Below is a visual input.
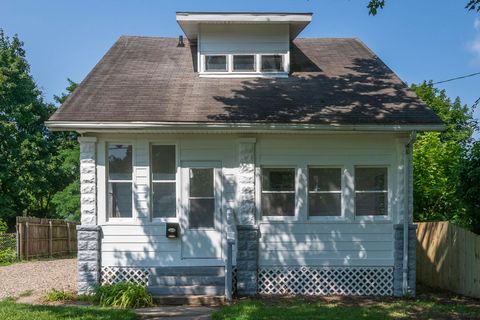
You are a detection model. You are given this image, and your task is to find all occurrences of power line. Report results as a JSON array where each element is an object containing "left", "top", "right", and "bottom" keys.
[{"left": 432, "top": 71, "right": 480, "bottom": 85}]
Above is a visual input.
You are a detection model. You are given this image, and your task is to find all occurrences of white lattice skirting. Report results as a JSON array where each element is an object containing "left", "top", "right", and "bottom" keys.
[
  {"left": 258, "top": 266, "right": 393, "bottom": 296},
  {"left": 101, "top": 267, "right": 150, "bottom": 287}
]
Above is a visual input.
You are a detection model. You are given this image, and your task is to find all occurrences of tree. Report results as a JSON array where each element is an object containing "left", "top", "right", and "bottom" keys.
[
  {"left": 459, "top": 141, "right": 480, "bottom": 234},
  {"left": 367, "top": 0, "right": 480, "bottom": 15},
  {"left": 411, "top": 82, "right": 477, "bottom": 229}
]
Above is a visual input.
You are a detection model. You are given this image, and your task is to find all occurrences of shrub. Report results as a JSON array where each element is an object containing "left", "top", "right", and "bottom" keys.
[
  {"left": 94, "top": 282, "right": 153, "bottom": 309},
  {"left": 45, "top": 289, "right": 76, "bottom": 302},
  {"left": 0, "top": 247, "right": 17, "bottom": 265}
]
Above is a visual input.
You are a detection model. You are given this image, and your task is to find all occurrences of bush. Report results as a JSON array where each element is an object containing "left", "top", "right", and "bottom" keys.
[
  {"left": 44, "top": 289, "right": 76, "bottom": 302},
  {"left": 94, "top": 282, "right": 153, "bottom": 309},
  {"left": 0, "top": 247, "right": 17, "bottom": 265}
]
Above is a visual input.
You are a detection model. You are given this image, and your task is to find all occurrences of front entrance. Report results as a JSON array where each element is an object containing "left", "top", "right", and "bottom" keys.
[{"left": 180, "top": 161, "right": 223, "bottom": 259}]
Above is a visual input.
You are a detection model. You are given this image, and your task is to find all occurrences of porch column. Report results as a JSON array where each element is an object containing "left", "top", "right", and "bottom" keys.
[
  {"left": 236, "top": 138, "right": 259, "bottom": 296},
  {"left": 77, "top": 137, "right": 101, "bottom": 295}
]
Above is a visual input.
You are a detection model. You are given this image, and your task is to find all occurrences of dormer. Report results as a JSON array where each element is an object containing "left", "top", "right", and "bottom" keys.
[{"left": 176, "top": 12, "right": 312, "bottom": 78}]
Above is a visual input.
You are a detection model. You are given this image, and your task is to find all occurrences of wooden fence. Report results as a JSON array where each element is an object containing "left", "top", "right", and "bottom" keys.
[
  {"left": 416, "top": 221, "right": 480, "bottom": 298},
  {"left": 16, "top": 217, "right": 79, "bottom": 259}
]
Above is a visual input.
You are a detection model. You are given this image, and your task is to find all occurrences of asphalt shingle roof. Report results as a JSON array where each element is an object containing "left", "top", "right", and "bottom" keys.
[{"left": 49, "top": 36, "right": 443, "bottom": 126}]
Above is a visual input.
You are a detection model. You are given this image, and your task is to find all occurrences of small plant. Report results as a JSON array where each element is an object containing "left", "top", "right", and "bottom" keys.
[
  {"left": 0, "top": 247, "right": 17, "bottom": 265},
  {"left": 94, "top": 282, "right": 153, "bottom": 309},
  {"left": 45, "top": 289, "right": 76, "bottom": 302}
]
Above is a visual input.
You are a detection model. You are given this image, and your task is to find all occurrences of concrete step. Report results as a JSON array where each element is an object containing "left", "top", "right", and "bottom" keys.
[
  {"left": 149, "top": 275, "right": 225, "bottom": 286},
  {"left": 149, "top": 285, "right": 225, "bottom": 296},
  {"left": 151, "top": 296, "right": 227, "bottom": 307}
]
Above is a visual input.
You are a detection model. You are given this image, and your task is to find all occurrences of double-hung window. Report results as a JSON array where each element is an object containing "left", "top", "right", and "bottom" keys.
[
  {"left": 261, "top": 168, "right": 295, "bottom": 217},
  {"left": 107, "top": 144, "right": 133, "bottom": 218},
  {"left": 151, "top": 145, "right": 177, "bottom": 218},
  {"left": 355, "top": 167, "right": 388, "bottom": 216},
  {"left": 308, "top": 168, "right": 342, "bottom": 217}
]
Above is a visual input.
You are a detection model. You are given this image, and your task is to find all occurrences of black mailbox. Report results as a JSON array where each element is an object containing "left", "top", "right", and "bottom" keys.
[{"left": 166, "top": 223, "right": 179, "bottom": 239}]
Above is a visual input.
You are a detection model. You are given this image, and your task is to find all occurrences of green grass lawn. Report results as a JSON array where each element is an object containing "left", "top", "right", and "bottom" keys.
[
  {"left": 212, "top": 296, "right": 480, "bottom": 320},
  {"left": 0, "top": 299, "right": 137, "bottom": 320}
]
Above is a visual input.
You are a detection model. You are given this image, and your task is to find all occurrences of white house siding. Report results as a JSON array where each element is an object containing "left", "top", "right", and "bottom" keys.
[
  {"left": 199, "top": 24, "right": 289, "bottom": 54},
  {"left": 92, "top": 133, "right": 407, "bottom": 270}
]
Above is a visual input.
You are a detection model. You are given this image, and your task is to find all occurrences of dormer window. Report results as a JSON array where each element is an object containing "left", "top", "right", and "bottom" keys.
[
  {"left": 201, "top": 53, "right": 286, "bottom": 76},
  {"left": 261, "top": 55, "right": 284, "bottom": 72},
  {"left": 205, "top": 55, "right": 227, "bottom": 72},
  {"left": 233, "top": 55, "right": 255, "bottom": 72}
]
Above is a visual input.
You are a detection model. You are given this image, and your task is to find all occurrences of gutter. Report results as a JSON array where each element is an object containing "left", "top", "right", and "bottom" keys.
[{"left": 403, "top": 131, "right": 416, "bottom": 295}]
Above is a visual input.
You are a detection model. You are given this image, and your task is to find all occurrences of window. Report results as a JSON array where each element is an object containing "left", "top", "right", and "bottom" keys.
[
  {"left": 233, "top": 55, "right": 255, "bottom": 71},
  {"left": 189, "top": 168, "right": 215, "bottom": 228},
  {"left": 107, "top": 144, "right": 133, "bottom": 218},
  {"left": 261, "top": 168, "right": 295, "bottom": 217},
  {"left": 261, "top": 55, "right": 283, "bottom": 72},
  {"left": 308, "top": 168, "right": 342, "bottom": 217},
  {"left": 151, "top": 145, "right": 176, "bottom": 218},
  {"left": 205, "top": 55, "right": 227, "bottom": 72},
  {"left": 355, "top": 167, "right": 388, "bottom": 216}
]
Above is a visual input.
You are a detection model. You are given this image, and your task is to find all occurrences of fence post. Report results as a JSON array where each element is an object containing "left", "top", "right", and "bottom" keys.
[
  {"left": 48, "top": 221, "right": 53, "bottom": 257},
  {"left": 66, "top": 222, "right": 71, "bottom": 255},
  {"left": 25, "top": 222, "right": 29, "bottom": 259}
]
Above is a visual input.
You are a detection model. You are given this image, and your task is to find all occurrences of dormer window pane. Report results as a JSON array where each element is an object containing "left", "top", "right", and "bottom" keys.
[
  {"left": 233, "top": 55, "right": 255, "bottom": 71},
  {"left": 205, "top": 55, "right": 227, "bottom": 72},
  {"left": 262, "top": 55, "right": 283, "bottom": 72}
]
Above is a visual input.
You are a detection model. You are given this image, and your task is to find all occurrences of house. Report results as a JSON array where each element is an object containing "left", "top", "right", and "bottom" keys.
[{"left": 46, "top": 12, "right": 444, "bottom": 299}]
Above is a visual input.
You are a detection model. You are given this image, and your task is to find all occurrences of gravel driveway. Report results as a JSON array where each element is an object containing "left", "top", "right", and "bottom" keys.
[{"left": 0, "top": 258, "right": 76, "bottom": 303}]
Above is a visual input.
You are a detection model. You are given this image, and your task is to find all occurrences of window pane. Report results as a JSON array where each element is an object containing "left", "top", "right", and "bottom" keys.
[
  {"left": 108, "top": 144, "right": 132, "bottom": 180},
  {"left": 356, "top": 168, "right": 387, "bottom": 191},
  {"left": 152, "top": 182, "right": 176, "bottom": 218},
  {"left": 205, "top": 55, "right": 227, "bottom": 71},
  {"left": 355, "top": 192, "right": 387, "bottom": 216},
  {"left": 108, "top": 182, "right": 132, "bottom": 218},
  {"left": 189, "top": 199, "right": 215, "bottom": 228},
  {"left": 309, "top": 193, "right": 341, "bottom": 216},
  {"left": 309, "top": 168, "right": 341, "bottom": 191},
  {"left": 152, "top": 145, "right": 176, "bottom": 180},
  {"left": 190, "top": 169, "right": 214, "bottom": 197},
  {"left": 233, "top": 55, "right": 255, "bottom": 71},
  {"left": 261, "top": 55, "right": 283, "bottom": 72},
  {"left": 261, "top": 193, "right": 295, "bottom": 216},
  {"left": 262, "top": 168, "right": 295, "bottom": 191}
]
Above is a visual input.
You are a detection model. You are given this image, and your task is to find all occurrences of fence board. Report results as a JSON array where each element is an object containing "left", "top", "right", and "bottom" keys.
[
  {"left": 416, "top": 221, "right": 480, "bottom": 298},
  {"left": 16, "top": 217, "right": 79, "bottom": 259}
]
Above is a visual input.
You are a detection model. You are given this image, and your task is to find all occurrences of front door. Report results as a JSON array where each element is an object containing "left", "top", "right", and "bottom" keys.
[{"left": 180, "top": 161, "right": 222, "bottom": 259}]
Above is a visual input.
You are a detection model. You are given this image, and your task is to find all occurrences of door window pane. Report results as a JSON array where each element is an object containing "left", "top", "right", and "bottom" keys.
[
  {"left": 108, "top": 182, "right": 132, "bottom": 218},
  {"left": 190, "top": 169, "right": 214, "bottom": 197},
  {"left": 261, "top": 168, "right": 295, "bottom": 217},
  {"left": 233, "top": 55, "right": 255, "bottom": 71},
  {"left": 152, "top": 145, "right": 176, "bottom": 181},
  {"left": 108, "top": 144, "right": 132, "bottom": 180},
  {"left": 205, "top": 55, "right": 227, "bottom": 72},
  {"left": 152, "top": 183, "right": 176, "bottom": 218},
  {"left": 261, "top": 55, "right": 283, "bottom": 72},
  {"left": 189, "top": 199, "right": 215, "bottom": 228},
  {"left": 355, "top": 167, "right": 388, "bottom": 216}
]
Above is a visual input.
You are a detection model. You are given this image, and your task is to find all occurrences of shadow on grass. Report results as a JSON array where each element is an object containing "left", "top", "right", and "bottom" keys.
[{"left": 0, "top": 299, "right": 136, "bottom": 320}]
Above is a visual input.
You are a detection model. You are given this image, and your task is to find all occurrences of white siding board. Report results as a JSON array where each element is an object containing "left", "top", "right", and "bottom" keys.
[
  {"left": 259, "top": 258, "right": 394, "bottom": 267},
  {"left": 259, "top": 223, "right": 393, "bottom": 234},
  {"left": 260, "top": 241, "right": 393, "bottom": 251}
]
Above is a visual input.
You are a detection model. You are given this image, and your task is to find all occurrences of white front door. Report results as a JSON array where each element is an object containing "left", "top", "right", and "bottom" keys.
[{"left": 180, "top": 161, "right": 223, "bottom": 259}]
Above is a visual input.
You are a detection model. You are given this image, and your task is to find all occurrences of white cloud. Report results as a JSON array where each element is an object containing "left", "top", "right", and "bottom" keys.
[
  {"left": 469, "top": 19, "right": 480, "bottom": 63},
  {"left": 475, "top": 18, "right": 480, "bottom": 31}
]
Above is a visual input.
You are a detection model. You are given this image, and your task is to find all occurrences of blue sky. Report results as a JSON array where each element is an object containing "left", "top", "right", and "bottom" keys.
[{"left": 1, "top": 0, "right": 479, "bottom": 123}]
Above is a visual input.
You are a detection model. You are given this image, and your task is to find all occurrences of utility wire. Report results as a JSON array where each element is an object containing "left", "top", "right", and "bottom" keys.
[{"left": 432, "top": 71, "right": 480, "bottom": 85}]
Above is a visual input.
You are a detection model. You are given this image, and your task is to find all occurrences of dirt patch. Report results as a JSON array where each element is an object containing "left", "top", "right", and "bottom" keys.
[{"left": 0, "top": 258, "right": 76, "bottom": 304}]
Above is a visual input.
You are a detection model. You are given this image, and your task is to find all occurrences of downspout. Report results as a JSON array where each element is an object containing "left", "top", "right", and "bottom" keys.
[{"left": 403, "top": 131, "right": 416, "bottom": 295}]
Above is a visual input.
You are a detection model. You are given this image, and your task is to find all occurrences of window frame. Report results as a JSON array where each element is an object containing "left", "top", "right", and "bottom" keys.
[
  {"left": 200, "top": 53, "right": 289, "bottom": 76},
  {"left": 150, "top": 143, "right": 179, "bottom": 222},
  {"left": 260, "top": 166, "right": 298, "bottom": 221},
  {"left": 307, "top": 166, "right": 345, "bottom": 221},
  {"left": 354, "top": 166, "right": 391, "bottom": 221},
  {"left": 106, "top": 142, "right": 134, "bottom": 222}
]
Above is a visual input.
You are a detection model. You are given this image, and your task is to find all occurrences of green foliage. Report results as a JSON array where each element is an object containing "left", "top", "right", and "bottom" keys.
[
  {"left": 0, "top": 247, "right": 17, "bottom": 265},
  {"left": 367, "top": 0, "right": 480, "bottom": 15},
  {"left": 0, "top": 219, "right": 7, "bottom": 234},
  {"left": 0, "top": 29, "right": 79, "bottom": 227},
  {"left": 44, "top": 289, "right": 76, "bottom": 302},
  {"left": 0, "top": 299, "right": 137, "bottom": 320},
  {"left": 459, "top": 141, "right": 480, "bottom": 234},
  {"left": 94, "top": 282, "right": 153, "bottom": 309},
  {"left": 411, "top": 82, "right": 477, "bottom": 229}
]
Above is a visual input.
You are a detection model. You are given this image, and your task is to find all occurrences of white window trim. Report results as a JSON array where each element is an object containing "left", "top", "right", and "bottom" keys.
[
  {"left": 106, "top": 142, "right": 135, "bottom": 223},
  {"left": 260, "top": 166, "right": 298, "bottom": 221},
  {"left": 199, "top": 53, "right": 289, "bottom": 77},
  {"left": 307, "top": 166, "right": 347, "bottom": 222},
  {"left": 150, "top": 143, "right": 179, "bottom": 223},
  {"left": 354, "top": 165, "right": 392, "bottom": 222}
]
